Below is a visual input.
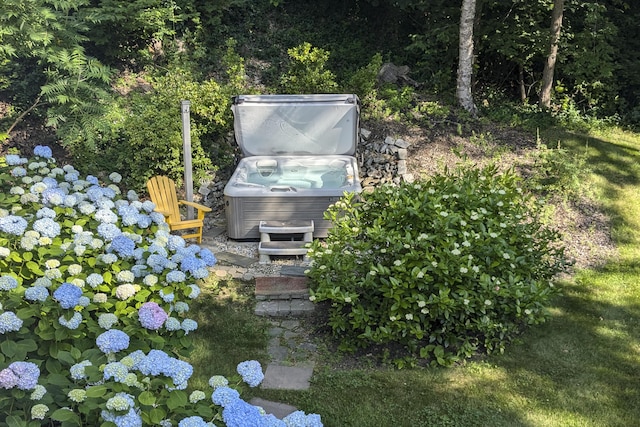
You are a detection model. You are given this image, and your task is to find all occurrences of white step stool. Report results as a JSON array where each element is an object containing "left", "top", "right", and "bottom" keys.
[{"left": 258, "top": 220, "right": 314, "bottom": 264}]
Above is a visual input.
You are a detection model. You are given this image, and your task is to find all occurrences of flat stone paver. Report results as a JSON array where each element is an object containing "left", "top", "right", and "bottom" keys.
[
  {"left": 214, "top": 251, "right": 257, "bottom": 267},
  {"left": 280, "top": 265, "right": 308, "bottom": 277},
  {"left": 249, "top": 398, "right": 298, "bottom": 419},
  {"left": 261, "top": 364, "right": 315, "bottom": 390}
]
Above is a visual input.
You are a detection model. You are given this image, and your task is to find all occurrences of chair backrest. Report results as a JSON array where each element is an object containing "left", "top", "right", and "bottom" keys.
[{"left": 146, "top": 176, "right": 181, "bottom": 224}]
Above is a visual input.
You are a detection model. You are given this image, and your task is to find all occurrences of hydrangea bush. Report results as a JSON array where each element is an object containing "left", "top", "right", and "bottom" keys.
[
  {"left": 0, "top": 146, "right": 322, "bottom": 426},
  {"left": 306, "top": 164, "right": 569, "bottom": 367}
]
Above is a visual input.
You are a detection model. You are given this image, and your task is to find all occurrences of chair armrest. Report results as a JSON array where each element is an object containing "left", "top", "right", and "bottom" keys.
[{"left": 179, "top": 200, "right": 213, "bottom": 212}]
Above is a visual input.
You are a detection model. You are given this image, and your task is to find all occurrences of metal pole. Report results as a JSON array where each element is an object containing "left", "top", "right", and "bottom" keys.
[{"left": 181, "top": 100, "right": 194, "bottom": 220}]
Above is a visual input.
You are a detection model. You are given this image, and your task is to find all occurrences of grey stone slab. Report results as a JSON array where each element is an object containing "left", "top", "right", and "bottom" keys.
[
  {"left": 249, "top": 398, "right": 297, "bottom": 419},
  {"left": 255, "top": 301, "right": 280, "bottom": 317},
  {"left": 280, "top": 265, "right": 308, "bottom": 277},
  {"left": 261, "top": 364, "right": 315, "bottom": 390},
  {"left": 215, "top": 251, "right": 257, "bottom": 267},
  {"left": 289, "top": 300, "right": 315, "bottom": 316}
]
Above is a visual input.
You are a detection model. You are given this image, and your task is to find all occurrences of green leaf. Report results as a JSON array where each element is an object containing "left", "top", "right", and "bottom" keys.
[
  {"left": 138, "top": 391, "right": 156, "bottom": 406},
  {"left": 0, "top": 340, "right": 17, "bottom": 358},
  {"left": 148, "top": 407, "right": 167, "bottom": 424},
  {"left": 167, "top": 390, "right": 188, "bottom": 410},
  {"left": 57, "top": 350, "right": 76, "bottom": 366},
  {"left": 26, "top": 260, "right": 44, "bottom": 275},
  {"left": 22, "top": 251, "right": 33, "bottom": 261},
  {"left": 51, "top": 408, "right": 80, "bottom": 422},
  {"left": 6, "top": 415, "right": 27, "bottom": 427},
  {"left": 86, "top": 385, "right": 108, "bottom": 398}
]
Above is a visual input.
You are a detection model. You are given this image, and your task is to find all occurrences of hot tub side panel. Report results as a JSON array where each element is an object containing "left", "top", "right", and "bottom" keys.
[{"left": 225, "top": 195, "right": 343, "bottom": 239}]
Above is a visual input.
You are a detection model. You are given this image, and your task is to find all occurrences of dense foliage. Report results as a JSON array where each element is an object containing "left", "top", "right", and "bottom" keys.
[
  {"left": 0, "top": 147, "right": 322, "bottom": 426},
  {"left": 306, "top": 165, "right": 569, "bottom": 367}
]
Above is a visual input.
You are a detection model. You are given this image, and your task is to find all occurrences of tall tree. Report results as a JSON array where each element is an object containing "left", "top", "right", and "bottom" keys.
[
  {"left": 457, "top": 0, "right": 478, "bottom": 117},
  {"left": 539, "top": 0, "right": 564, "bottom": 109}
]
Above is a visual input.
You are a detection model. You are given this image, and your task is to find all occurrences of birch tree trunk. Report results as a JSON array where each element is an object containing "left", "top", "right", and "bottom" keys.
[
  {"left": 539, "top": 0, "right": 564, "bottom": 109},
  {"left": 457, "top": 0, "right": 478, "bottom": 117}
]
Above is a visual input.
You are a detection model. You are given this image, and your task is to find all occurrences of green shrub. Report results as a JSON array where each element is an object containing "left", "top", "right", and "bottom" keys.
[
  {"left": 521, "top": 140, "right": 591, "bottom": 200},
  {"left": 93, "top": 68, "right": 233, "bottom": 191},
  {"left": 306, "top": 164, "right": 569, "bottom": 366},
  {"left": 279, "top": 42, "right": 338, "bottom": 93}
]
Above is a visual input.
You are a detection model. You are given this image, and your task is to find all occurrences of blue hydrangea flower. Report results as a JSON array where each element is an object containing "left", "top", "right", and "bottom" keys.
[
  {"left": 101, "top": 253, "right": 119, "bottom": 264},
  {"left": 102, "top": 393, "right": 142, "bottom": 427},
  {"left": 96, "top": 329, "right": 130, "bottom": 354},
  {"left": 180, "top": 255, "right": 205, "bottom": 274},
  {"left": 211, "top": 386, "right": 240, "bottom": 407},
  {"left": 0, "top": 361, "right": 40, "bottom": 390},
  {"left": 236, "top": 360, "right": 264, "bottom": 388},
  {"left": 33, "top": 217, "right": 61, "bottom": 238},
  {"left": 70, "top": 360, "right": 92, "bottom": 381},
  {"left": 103, "top": 362, "right": 130, "bottom": 383},
  {"left": 283, "top": 411, "right": 323, "bottom": 427},
  {"left": 222, "top": 398, "right": 265, "bottom": 427},
  {"left": 0, "top": 215, "right": 28, "bottom": 235},
  {"left": 78, "top": 201, "right": 96, "bottom": 215},
  {"left": 159, "top": 289, "right": 174, "bottom": 303},
  {"left": 11, "top": 166, "right": 27, "bottom": 177},
  {"left": 58, "top": 312, "right": 82, "bottom": 329},
  {"left": 25, "top": 286, "right": 49, "bottom": 302},
  {"left": 110, "top": 235, "right": 135, "bottom": 258},
  {"left": 85, "top": 175, "right": 99, "bottom": 185},
  {"left": 147, "top": 254, "right": 169, "bottom": 273},
  {"left": 138, "top": 302, "right": 168, "bottom": 330},
  {"left": 136, "top": 214, "right": 152, "bottom": 228},
  {"left": 188, "top": 284, "right": 201, "bottom": 299},
  {"left": 53, "top": 283, "right": 83, "bottom": 309},
  {"left": 166, "top": 270, "right": 186, "bottom": 283},
  {"left": 5, "top": 154, "right": 27, "bottom": 165},
  {"left": 64, "top": 172, "right": 79, "bottom": 182},
  {"left": 34, "top": 145, "right": 53, "bottom": 158},
  {"left": 86, "top": 273, "right": 104, "bottom": 288},
  {"left": 95, "top": 208, "right": 118, "bottom": 224},
  {"left": 167, "top": 235, "right": 186, "bottom": 251},
  {"left": 181, "top": 319, "right": 197, "bottom": 335},
  {"left": 0, "top": 311, "right": 23, "bottom": 333},
  {"left": 136, "top": 349, "right": 170, "bottom": 377},
  {"left": 98, "top": 313, "right": 119, "bottom": 329},
  {"left": 0, "top": 275, "right": 18, "bottom": 291},
  {"left": 179, "top": 416, "right": 208, "bottom": 427},
  {"left": 173, "top": 301, "right": 189, "bottom": 314},
  {"left": 36, "top": 207, "right": 56, "bottom": 218},
  {"left": 164, "top": 317, "right": 181, "bottom": 331},
  {"left": 97, "top": 222, "right": 121, "bottom": 241}
]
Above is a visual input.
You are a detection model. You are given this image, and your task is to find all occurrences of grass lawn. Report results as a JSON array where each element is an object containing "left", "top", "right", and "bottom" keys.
[{"left": 189, "top": 126, "right": 640, "bottom": 426}]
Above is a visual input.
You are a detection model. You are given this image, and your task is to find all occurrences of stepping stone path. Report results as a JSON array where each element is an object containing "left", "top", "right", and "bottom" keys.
[{"left": 201, "top": 234, "right": 318, "bottom": 419}]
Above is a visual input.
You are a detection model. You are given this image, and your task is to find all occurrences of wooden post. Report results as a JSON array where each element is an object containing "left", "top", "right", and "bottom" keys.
[{"left": 181, "top": 100, "right": 194, "bottom": 220}]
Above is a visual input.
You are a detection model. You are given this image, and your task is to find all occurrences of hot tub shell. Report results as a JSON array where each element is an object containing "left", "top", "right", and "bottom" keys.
[{"left": 224, "top": 94, "right": 362, "bottom": 239}]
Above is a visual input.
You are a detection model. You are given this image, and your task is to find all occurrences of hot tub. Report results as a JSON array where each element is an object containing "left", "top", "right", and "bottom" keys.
[{"left": 224, "top": 94, "right": 362, "bottom": 239}]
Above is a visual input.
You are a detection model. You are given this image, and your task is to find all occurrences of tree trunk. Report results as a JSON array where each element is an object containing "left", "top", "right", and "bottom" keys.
[
  {"left": 519, "top": 64, "right": 527, "bottom": 103},
  {"left": 457, "top": 0, "right": 478, "bottom": 117},
  {"left": 539, "top": 0, "right": 564, "bottom": 109}
]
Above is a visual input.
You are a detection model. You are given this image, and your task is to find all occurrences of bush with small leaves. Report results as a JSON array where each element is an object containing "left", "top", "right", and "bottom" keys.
[{"left": 306, "top": 164, "right": 569, "bottom": 367}]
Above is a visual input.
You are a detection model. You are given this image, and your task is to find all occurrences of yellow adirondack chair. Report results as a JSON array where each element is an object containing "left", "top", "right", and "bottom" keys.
[{"left": 146, "top": 176, "right": 212, "bottom": 243}]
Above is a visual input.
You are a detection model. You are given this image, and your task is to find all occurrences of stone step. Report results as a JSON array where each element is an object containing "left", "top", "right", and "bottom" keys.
[
  {"left": 255, "top": 276, "right": 309, "bottom": 300},
  {"left": 254, "top": 299, "right": 315, "bottom": 317}
]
